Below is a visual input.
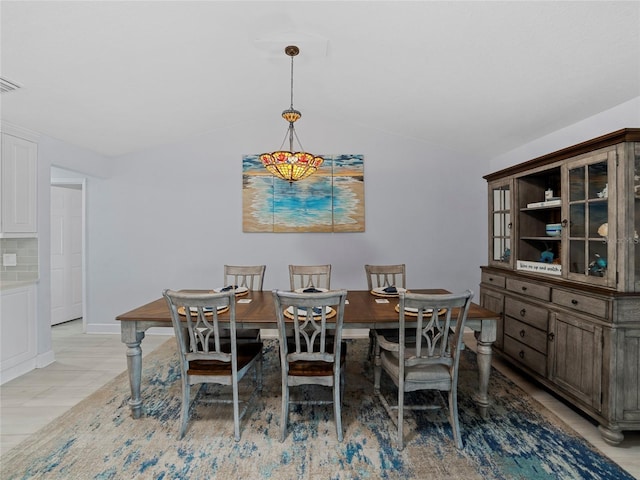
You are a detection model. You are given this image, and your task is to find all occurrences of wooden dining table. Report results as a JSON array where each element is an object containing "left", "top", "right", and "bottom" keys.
[{"left": 116, "top": 289, "right": 498, "bottom": 419}]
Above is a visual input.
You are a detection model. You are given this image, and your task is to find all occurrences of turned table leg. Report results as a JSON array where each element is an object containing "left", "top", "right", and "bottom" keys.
[
  {"left": 121, "top": 322, "right": 145, "bottom": 419},
  {"left": 473, "top": 318, "right": 497, "bottom": 419}
]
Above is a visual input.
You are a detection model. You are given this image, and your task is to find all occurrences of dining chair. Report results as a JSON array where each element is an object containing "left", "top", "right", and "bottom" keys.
[
  {"left": 272, "top": 289, "right": 348, "bottom": 442},
  {"left": 364, "top": 264, "right": 407, "bottom": 360},
  {"left": 373, "top": 290, "right": 473, "bottom": 450},
  {"left": 163, "top": 289, "right": 263, "bottom": 441},
  {"left": 223, "top": 265, "right": 266, "bottom": 342},
  {"left": 289, "top": 264, "right": 331, "bottom": 291}
]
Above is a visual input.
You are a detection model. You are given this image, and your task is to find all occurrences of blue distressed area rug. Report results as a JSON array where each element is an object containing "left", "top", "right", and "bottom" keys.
[{"left": 1, "top": 339, "right": 633, "bottom": 480}]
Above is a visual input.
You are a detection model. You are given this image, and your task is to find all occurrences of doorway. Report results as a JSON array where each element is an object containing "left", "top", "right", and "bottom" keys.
[{"left": 50, "top": 180, "right": 86, "bottom": 328}]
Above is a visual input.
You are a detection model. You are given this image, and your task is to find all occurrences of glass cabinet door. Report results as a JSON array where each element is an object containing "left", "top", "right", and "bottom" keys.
[
  {"left": 565, "top": 150, "right": 616, "bottom": 287},
  {"left": 490, "top": 182, "right": 513, "bottom": 267}
]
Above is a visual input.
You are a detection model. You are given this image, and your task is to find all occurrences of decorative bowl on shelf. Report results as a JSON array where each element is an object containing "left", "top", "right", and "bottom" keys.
[{"left": 545, "top": 223, "right": 562, "bottom": 237}]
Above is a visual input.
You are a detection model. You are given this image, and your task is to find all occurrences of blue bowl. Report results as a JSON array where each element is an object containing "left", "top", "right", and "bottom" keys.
[{"left": 545, "top": 223, "right": 562, "bottom": 237}]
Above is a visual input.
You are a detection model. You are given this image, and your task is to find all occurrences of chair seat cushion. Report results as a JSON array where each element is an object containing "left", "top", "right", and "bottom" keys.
[
  {"left": 374, "top": 328, "right": 416, "bottom": 342},
  {"left": 188, "top": 342, "right": 263, "bottom": 376},
  {"left": 288, "top": 341, "right": 347, "bottom": 377},
  {"left": 380, "top": 349, "right": 452, "bottom": 385}
]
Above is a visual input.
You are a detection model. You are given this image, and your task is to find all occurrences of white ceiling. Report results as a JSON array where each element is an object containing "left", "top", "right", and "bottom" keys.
[{"left": 1, "top": 1, "right": 639, "bottom": 158}]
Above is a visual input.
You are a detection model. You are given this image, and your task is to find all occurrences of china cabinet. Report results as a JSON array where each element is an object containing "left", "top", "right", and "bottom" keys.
[
  {"left": 1, "top": 132, "right": 38, "bottom": 236},
  {"left": 481, "top": 128, "right": 640, "bottom": 445}
]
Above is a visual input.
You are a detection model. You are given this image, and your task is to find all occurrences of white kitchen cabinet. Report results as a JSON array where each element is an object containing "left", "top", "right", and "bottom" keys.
[
  {"left": 1, "top": 132, "right": 38, "bottom": 236},
  {"left": 0, "top": 283, "right": 37, "bottom": 384}
]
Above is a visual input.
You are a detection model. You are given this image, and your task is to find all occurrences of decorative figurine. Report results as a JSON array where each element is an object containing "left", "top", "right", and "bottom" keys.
[
  {"left": 597, "top": 222, "right": 608, "bottom": 237},
  {"left": 539, "top": 249, "right": 554, "bottom": 264},
  {"left": 597, "top": 184, "right": 608, "bottom": 199},
  {"left": 588, "top": 253, "right": 607, "bottom": 276},
  {"left": 501, "top": 248, "right": 511, "bottom": 262}
]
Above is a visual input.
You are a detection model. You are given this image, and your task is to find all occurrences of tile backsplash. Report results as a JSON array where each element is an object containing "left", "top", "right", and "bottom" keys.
[{"left": 0, "top": 238, "right": 39, "bottom": 282}]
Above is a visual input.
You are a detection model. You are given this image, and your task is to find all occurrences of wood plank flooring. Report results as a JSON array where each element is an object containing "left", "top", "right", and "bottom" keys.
[{"left": 1, "top": 320, "right": 638, "bottom": 478}]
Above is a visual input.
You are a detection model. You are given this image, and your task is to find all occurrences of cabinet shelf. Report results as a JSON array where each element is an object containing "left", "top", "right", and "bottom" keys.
[
  {"left": 520, "top": 206, "right": 561, "bottom": 212},
  {"left": 521, "top": 236, "right": 561, "bottom": 241}
]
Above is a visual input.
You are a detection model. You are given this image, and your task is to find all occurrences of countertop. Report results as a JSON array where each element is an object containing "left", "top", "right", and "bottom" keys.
[{"left": 0, "top": 280, "right": 38, "bottom": 291}]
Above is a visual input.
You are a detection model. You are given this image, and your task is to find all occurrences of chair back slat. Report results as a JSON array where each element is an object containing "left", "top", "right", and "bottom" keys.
[
  {"left": 289, "top": 264, "right": 331, "bottom": 290},
  {"left": 224, "top": 264, "right": 266, "bottom": 291},
  {"left": 365, "top": 264, "right": 406, "bottom": 290},
  {"left": 273, "top": 289, "right": 346, "bottom": 362},
  {"left": 164, "top": 290, "right": 236, "bottom": 366},
  {"left": 400, "top": 291, "right": 472, "bottom": 369}
]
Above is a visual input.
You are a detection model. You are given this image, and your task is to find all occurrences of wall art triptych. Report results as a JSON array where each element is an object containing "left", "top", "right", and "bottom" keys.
[{"left": 242, "top": 154, "right": 365, "bottom": 233}]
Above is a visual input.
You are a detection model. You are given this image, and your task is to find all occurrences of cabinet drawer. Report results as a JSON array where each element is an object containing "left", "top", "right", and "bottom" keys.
[
  {"left": 551, "top": 289, "right": 608, "bottom": 319},
  {"left": 505, "top": 318, "right": 547, "bottom": 354},
  {"left": 506, "top": 278, "right": 551, "bottom": 301},
  {"left": 504, "top": 336, "right": 547, "bottom": 377},
  {"left": 481, "top": 272, "right": 506, "bottom": 289},
  {"left": 505, "top": 297, "right": 548, "bottom": 330}
]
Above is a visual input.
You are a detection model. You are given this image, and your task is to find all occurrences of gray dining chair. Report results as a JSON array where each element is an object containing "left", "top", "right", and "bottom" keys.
[
  {"left": 374, "top": 290, "right": 473, "bottom": 450},
  {"left": 223, "top": 264, "right": 266, "bottom": 342},
  {"left": 272, "top": 289, "right": 348, "bottom": 442},
  {"left": 163, "top": 289, "right": 263, "bottom": 441},
  {"left": 289, "top": 264, "right": 331, "bottom": 291},
  {"left": 365, "top": 264, "right": 407, "bottom": 359}
]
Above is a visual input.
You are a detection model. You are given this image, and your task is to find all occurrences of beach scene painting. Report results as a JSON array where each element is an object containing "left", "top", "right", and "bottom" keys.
[{"left": 242, "top": 154, "right": 365, "bottom": 232}]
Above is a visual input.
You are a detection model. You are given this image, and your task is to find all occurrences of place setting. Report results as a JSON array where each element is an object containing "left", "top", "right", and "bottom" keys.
[
  {"left": 177, "top": 305, "right": 230, "bottom": 316},
  {"left": 369, "top": 285, "right": 407, "bottom": 298},
  {"left": 283, "top": 304, "right": 336, "bottom": 319},
  {"left": 212, "top": 285, "right": 250, "bottom": 296}
]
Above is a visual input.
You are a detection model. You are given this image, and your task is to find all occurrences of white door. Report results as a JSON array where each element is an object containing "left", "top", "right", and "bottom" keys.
[{"left": 50, "top": 185, "right": 83, "bottom": 325}]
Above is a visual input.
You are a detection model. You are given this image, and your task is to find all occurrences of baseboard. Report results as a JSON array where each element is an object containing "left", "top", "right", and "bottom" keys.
[
  {"left": 0, "top": 359, "right": 37, "bottom": 385},
  {"left": 36, "top": 349, "right": 55, "bottom": 368}
]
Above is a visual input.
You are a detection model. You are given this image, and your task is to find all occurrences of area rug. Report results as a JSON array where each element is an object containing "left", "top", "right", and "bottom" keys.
[{"left": 1, "top": 339, "right": 633, "bottom": 480}]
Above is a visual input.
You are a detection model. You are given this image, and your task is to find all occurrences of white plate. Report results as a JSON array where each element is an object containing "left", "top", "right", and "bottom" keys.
[
  {"left": 286, "top": 305, "right": 332, "bottom": 316},
  {"left": 294, "top": 287, "right": 328, "bottom": 293},
  {"left": 372, "top": 286, "right": 407, "bottom": 295},
  {"left": 404, "top": 307, "right": 433, "bottom": 313},
  {"left": 213, "top": 286, "right": 249, "bottom": 294}
]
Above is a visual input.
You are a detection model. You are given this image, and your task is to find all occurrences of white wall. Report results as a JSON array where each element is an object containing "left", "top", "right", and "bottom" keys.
[
  {"left": 84, "top": 112, "right": 489, "bottom": 332},
  {"left": 34, "top": 138, "right": 108, "bottom": 362},
  {"left": 34, "top": 98, "right": 640, "bottom": 337},
  {"left": 490, "top": 97, "right": 640, "bottom": 171}
]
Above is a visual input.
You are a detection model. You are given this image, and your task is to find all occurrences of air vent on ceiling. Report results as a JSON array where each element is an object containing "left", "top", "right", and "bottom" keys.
[{"left": 0, "top": 77, "right": 22, "bottom": 94}]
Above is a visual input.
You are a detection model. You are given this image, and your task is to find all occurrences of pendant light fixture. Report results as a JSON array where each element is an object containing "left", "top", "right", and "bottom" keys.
[{"left": 260, "top": 45, "right": 323, "bottom": 183}]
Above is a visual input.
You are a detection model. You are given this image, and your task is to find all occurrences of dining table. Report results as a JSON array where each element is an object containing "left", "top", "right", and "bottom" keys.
[{"left": 116, "top": 289, "right": 498, "bottom": 419}]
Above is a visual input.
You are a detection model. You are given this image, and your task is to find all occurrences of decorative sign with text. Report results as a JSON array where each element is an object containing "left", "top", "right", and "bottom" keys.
[{"left": 517, "top": 260, "right": 562, "bottom": 276}]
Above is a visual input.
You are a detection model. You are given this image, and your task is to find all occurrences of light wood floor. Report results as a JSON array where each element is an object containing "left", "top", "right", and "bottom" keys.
[{"left": 1, "top": 320, "right": 639, "bottom": 478}]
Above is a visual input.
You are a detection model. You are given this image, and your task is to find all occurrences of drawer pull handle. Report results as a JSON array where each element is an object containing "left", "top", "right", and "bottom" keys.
[
  {"left": 548, "top": 332, "right": 555, "bottom": 341},
  {"left": 519, "top": 351, "right": 525, "bottom": 359},
  {"left": 519, "top": 329, "right": 526, "bottom": 338},
  {"left": 489, "top": 277, "right": 493, "bottom": 282},
  {"left": 571, "top": 299, "right": 578, "bottom": 305},
  {"left": 521, "top": 286, "right": 527, "bottom": 291},
  {"left": 520, "top": 308, "right": 526, "bottom": 317}
]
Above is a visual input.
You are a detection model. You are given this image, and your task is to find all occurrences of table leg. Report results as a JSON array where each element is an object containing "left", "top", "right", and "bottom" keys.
[
  {"left": 473, "top": 318, "right": 496, "bottom": 419},
  {"left": 121, "top": 322, "right": 145, "bottom": 419}
]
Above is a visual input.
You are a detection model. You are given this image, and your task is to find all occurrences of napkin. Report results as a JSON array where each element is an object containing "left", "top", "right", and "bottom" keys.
[
  {"left": 303, "top": 287, "right": 322, "bottom": 293},
  {"left": 298, "top": 306, "right": 323, "bottom": 315},
  {"left": 383, "top": 286, "right": 398, "bottom": 293},
  {"left": 221, "top": 285, "right": 238, "bottom": 292}
]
